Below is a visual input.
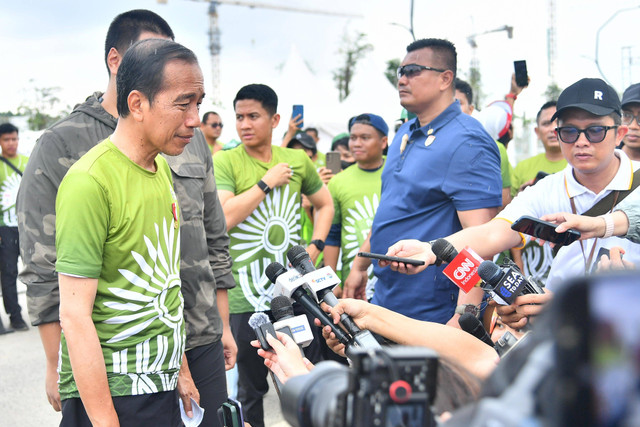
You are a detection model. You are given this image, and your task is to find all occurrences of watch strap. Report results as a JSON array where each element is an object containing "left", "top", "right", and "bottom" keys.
[
  {"left": 310, "top": 239, "right": 325, "bottom": 251},
  {"left": 257, "top": 179, "right": 271, "bottom": 194}
]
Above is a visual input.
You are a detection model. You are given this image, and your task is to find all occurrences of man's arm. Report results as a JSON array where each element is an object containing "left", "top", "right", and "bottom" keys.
[
  {"left": 218, "top": 163, "right": 293, "bottom": 229},
  {"left": 59, "top": 274, "right": 119, "bottom": 426},
  {"left": 216, "top": 289, "right": 237, "bottom": 370},
  {"left": 38, "top": 322, "right": 62, "bottom": 411},
  {"left": 343, "top": 231, "right": 372, "bottom": 300},
  {"left": 305, "top": 185, "right": 333, "bottom": 263}
]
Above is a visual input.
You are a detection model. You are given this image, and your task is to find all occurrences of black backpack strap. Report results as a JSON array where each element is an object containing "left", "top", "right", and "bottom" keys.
[
  {"left": 0, "top": 156, "right": 23, "bottom": 176},
  {"left": 580, "top": 168, "right": 640, "bottom": 217}
]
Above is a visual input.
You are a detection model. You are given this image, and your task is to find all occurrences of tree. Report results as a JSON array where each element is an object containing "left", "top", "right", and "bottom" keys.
[
  {"left": 544, "top": 82, "right": 563, "bottom": 102},
  {"left": 18, "top": 82, "right": 68, "bottom": 130},
  {"left": 385, "top": 59, "right": 401, "bottom": 88},
  {"left": 468, "top": 66, "right": 485, "bottom": 109},
  {"left": 333, "top": 31, "right": 373, "bottom": 101}
]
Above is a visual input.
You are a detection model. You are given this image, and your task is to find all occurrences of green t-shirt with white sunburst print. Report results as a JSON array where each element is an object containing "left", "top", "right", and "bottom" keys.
[
  {"left": 214, "top": 145, "right": 323, "bottom": 314},
  {"left": 55, "top": 138, "right": 184, "bottom": 400},
  {"left": 0, "top": 154, "right": 28, "bottom": 227},
  {"left": 328, "top": 162, "right": 384, "bottom": 300}
]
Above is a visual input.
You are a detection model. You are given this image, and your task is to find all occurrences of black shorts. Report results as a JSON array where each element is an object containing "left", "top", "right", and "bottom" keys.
[{"left": 60, "top": 390, "right": 181, "bottom": 427}]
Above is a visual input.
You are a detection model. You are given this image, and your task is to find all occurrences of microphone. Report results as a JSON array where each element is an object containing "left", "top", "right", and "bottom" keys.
[
  {"left": 286, "top": 246, "right": 381, "bottom": 350},
  {"left": 440, "top": 246, "right": 484, "bottom": 293},
  {"left": 265, "top": 262, "right": 351, "bottom": 346},
  {"left": 458, "top": 313, "right": 494, "bottom": 348},
  {"left": 247, "top": 312, "right": 283, "bottom": 396},
  {"left": 431, "top": 238, "right": 458, "bottom": 266},
  {"left": 477, "top": 260, "right": 544, "bottom": 306},
  {"left": 248, "top": 312, "right": 277, "bottom": 351},
  {"left": 271, "top": 295, "right": 314, "bottom": 348}
]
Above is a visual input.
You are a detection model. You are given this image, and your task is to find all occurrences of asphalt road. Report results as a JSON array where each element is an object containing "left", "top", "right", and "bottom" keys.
[{"left": 0, "top": 281, "right": 289, "bottom": 426}]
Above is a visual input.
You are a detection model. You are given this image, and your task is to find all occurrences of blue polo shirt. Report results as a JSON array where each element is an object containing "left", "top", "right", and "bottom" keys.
[{"left": 370, "top": 100, "right": 501, "bottom": 323}]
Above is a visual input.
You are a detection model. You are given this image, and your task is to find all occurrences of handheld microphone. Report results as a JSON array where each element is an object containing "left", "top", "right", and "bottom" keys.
[
  {"left": 248, "top": 312, "right": 277, "bottom": 351},
  {"left": 431, "top": 238, "right": 458, "bottom": 266},
  {"left": 265, "top": 262, "right": 351, "bottom": 346},
  {"left": 440, "top": 246, "right": 484, "bottom": 293},
  {"left": 477, "top": 260, "right": 544, "bottom": 305},
  {"left": 458, "top": 313, "right": 494, "bottom": 348},
  {"left": 271, "top": 295, "right": 314, "bottom": 348},
  {"left": 287, "top": 246, "right": 381, "bottom": 350}
]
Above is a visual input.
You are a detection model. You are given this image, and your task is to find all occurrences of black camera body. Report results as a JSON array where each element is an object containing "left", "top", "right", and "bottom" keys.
[{"left": 281, "top": 346, "right": 439, "bottom": 427}]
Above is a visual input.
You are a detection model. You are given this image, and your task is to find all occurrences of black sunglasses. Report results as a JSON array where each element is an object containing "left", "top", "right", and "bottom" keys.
[
  {"left": 555, "top": 126, "right": 618, "bottom": 144},
  {"left": 396, "top": 64, "right": 447, "bottom": 79},
  {"left": 208, "top": 123, "right": 223, "bottom": 128}
]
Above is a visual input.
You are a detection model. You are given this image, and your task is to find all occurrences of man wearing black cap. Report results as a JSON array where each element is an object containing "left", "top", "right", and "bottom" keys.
[
  {"left": 383, "top": 78, "right": 640, "bottom": 326},
  {"left": 621, "top": 83, "right": 640, "bottom": 161},
  {"left": 324, "top": 113, "right": 388, "bottom": 299}
]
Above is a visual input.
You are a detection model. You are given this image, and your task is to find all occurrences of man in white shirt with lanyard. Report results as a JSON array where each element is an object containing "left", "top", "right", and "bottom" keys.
[{"left": 382, "top": 78, "right": 640, "bottom": 311}]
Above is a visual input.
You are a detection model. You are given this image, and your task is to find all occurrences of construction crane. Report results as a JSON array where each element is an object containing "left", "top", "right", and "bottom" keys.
[
  {"left": 160, "top": 0, "right": 361, "bottom": 105},
  {"left": 467, "top": 25, "right": 514, "bottom": 73},
  {"left": 547, "top": 0, "right": 556, "bottom": 80}
]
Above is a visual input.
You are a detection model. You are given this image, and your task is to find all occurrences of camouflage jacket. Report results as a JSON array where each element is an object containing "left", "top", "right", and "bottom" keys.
[{"left": 17, "top": 92, "right": 234, "bottom": 348}]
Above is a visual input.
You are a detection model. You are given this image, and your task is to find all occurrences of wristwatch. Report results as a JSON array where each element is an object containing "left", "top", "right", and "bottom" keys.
[
  {"left": 257, "top": 179, "right": 271, "bottom": 194},
  {"left": 455, "top": 303, "right": 480, "bottom": 318},
  {"left": 310, "top": 239, "right": 325, "bottom": 251}
]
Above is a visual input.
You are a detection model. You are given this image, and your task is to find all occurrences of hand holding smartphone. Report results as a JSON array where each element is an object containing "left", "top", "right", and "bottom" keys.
[
  {"left": 511, "top": 215, "right": 581, "bottom": 246},
  {"left": 357, "top": 251, "right": 425, "bottom": 266}
]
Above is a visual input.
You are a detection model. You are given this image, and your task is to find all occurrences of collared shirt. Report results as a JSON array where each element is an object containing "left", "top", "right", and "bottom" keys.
[
  {"left": 370, "top": 100, "right": 502, "bottom": 322},
  {"left": 498, "top": 149, "right": 640, "bottom": 290}
]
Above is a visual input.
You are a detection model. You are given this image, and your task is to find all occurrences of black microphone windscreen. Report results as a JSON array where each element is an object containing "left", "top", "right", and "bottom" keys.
[
  {"left": 478, "top": 260, "right": 502, "bottom": 286},
  {"left": 286, "top": 245, "right": 308, "bottom": 264},
  {"left": 431, "top": 239, "right": 458, "bottom": 263},
  {"left": 271, "top": 296, "right": 295, "bottom": 321},
  {"left": 458, "top": 313, "right": 482, "bottom": 331},
  {"left": 265, "top": 262, "right": 287, "bottom": 284}
]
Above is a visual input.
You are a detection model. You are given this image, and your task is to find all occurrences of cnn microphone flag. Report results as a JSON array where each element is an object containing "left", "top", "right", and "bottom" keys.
[{"left": 442, "top": 247, "right": 483, "bottom": 293}]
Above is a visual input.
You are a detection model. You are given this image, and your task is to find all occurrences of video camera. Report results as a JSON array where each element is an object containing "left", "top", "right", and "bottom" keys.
[{"left": 280, "top": 346, "right": 439, "bottom": 427}]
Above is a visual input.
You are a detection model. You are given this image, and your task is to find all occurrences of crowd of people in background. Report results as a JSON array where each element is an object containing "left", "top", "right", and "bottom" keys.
[{"left": 1, "top": 7, "right": 640, "bottom": 427}]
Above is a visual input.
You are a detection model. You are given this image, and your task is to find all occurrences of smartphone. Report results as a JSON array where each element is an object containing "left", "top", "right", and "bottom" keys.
[
  {"left": 554, "top": 272, "right": 640, "bottom": 427},
  {"left": 533, "top": 171, "right": 548, "bottom": 184},
  {"left": 358, "top": 251, "right": 425, "bottom": 266},
  {"left": 514, "top": 60, "right": 528, "bottom": 88},
  {"left": 292, "top": 104, "right": 304, "bottom": 128},
  {"left": 326, "top": 151, "right": 342, "bottom": 174},
  {"left": 510, "top": 215, "right": 580, "bottom": 246},
  {"left": 217, "top": 398, "right": 244, "bottom": 427}
]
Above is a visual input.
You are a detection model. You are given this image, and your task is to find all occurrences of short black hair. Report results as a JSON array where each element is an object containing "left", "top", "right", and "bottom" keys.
[
  {"left": 536, "top": 101, "right": 557, "bottom": 125},
  {"left": 104, "top": 9, "right": 174, "bottom": 75},
  {"left": 454, "top": 78, "right": 473, "bottom": 105},
  {"left": 233, "top": 84, "right": 278, "bottom": 116},
  {"left": 116, "top": 39, "right": 198, "bottom": 118},
  {"left": 406, "top": 38, "right": 457, "bottom": 79},
  {"left": 0, "top": 123, "right": 18, "bottom": 138},
  {"left": 202, "top": 111, "right": 220, "bottom": 123}
]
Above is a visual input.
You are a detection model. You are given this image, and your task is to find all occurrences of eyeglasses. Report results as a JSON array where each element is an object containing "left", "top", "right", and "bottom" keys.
[
  {"left": 555, "top": 126, "right": 618, "bottom": 144},
  {"left": 622, "top": 111, "right": 640, "bottom": 126},
  {"left": 396, "top": 63, "right": 447, "bottom": 80},
  {"left": 208, "top": 123, "right": 223, "bottom": 128}
]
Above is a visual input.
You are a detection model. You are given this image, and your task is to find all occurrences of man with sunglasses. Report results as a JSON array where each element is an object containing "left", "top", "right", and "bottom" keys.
[
  {"left": 344, "top": 38, "right": 502, "bottom": 327},
  {"left": 201, "top": 111, "right": 224, "bottom": 155},
  {"left": 620, "top": 83, "right": 640, "bottom": 161},
  {"left": 382, "top": 78, "right": 640, "bottom": 326}
]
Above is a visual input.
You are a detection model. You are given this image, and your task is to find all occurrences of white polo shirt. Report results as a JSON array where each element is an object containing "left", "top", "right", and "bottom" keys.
[{"left": 497, "top": 149, "right": 640, "bottom": 290}]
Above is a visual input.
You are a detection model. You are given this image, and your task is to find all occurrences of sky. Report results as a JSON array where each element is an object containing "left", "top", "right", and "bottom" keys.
[{"left": 2, "top": 0, "right": 640, "bottom": 147}]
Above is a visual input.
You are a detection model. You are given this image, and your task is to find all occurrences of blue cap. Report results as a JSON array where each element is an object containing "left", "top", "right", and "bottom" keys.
[{"left": 348, "top": 113, "right": 389, "bottom": 136}]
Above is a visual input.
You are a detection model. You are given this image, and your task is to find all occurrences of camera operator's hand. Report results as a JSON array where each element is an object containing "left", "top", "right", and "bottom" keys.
[
  {"left": 489, "top": 289, "right": 553, "bottom": 329},
  {"left": 251, "top": 332, "right": 312, "bottom": 384},
  {"left": 262, "top": 163, "right": 293, "bottom": 189},
  {"left": 382, "top": 239, "right": 434, "bottom": 274}
]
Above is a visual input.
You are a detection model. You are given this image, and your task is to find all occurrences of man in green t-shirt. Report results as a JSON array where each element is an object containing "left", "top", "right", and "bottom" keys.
[
  {"left": 214, "top": 84, "right": 333, "bottom": 427},
  {"left": 55, "top": 39, "right": 204, "bottom": 426},
  {"left": 510, "top": 101, "right": 567, "bottom": 285},
  {"left": 325, "top": 113, "right": 388, "bottom": 300},
  {"left": 0, "top": 123, "right": 29, "bottom": 334}
]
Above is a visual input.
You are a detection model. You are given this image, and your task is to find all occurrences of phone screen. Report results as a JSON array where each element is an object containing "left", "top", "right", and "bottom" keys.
[
  {"left": 511, "top": 215, "right": 580, "bottom": 246},
  {"left": 514, "top": 60, "right": 528, "bottom": 87}
]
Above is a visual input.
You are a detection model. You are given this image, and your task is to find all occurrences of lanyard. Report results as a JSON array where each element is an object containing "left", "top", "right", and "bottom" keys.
[{"left": 569, "top": 191, "right": 619, "bottom": 274}]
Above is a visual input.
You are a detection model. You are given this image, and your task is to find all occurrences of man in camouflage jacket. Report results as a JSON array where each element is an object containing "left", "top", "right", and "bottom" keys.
[{"left": 16, "top": 10, "right": 236, "bottom": 426}]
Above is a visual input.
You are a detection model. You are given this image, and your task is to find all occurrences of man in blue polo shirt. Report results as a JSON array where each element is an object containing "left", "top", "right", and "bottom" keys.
[{"left": 344, "top": 38, "right": 502, "bottom": 325}]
